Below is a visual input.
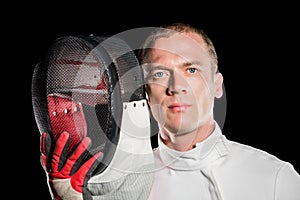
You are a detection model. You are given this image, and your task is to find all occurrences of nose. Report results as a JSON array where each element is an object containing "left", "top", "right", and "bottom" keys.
[{"left": 166, "top": 71, "right": 188, "bottom": 95}]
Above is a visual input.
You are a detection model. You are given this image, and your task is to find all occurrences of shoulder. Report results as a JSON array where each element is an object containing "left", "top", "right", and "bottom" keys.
[
  {"left": 229, "top": 140, "right": 284, "bottom": 164},
  {"left": 227, "top": 139, "right": 286, "bottom": 167},
  {"left": 222, "top": 139, "right": 296, "bottom": 177},
  {"left": 222, "top": 139, "right": 300, "bottom": 197}
]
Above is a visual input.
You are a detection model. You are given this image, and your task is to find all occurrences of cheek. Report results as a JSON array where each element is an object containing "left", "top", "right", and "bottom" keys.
[
  {"left": 190, "top": 80, "right": 214, "bottom": 109},
  {"left": 190, "top": 75, "right": 214, "bottom": 95},
  {"left": 146, "top": 84, "right": 164, "bottom": 104}
]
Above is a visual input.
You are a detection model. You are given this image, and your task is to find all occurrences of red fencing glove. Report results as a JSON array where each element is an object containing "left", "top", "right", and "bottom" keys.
[{"left": 41, "top": 131, "right": 103, "bottom": 200}]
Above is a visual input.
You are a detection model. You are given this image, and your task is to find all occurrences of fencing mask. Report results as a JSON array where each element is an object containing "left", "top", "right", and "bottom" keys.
[{"left": 31, "top": 34, "right": 154, "bottom": 198}]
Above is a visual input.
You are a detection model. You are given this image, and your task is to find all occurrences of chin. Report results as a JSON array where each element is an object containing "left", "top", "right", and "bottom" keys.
[{"left": 165, "top": 124, "right": 197, "bottom": 136}]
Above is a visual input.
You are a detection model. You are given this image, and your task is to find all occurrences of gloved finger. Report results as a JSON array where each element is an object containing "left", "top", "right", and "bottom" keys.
[
  {"left": 51, "top": 131, "right": 70, "bottom": 172},
  {"left": 41, "top": 132, "right": 47, "bottom": 155},
  {"left": 79, "top": 151, "right": 103, "bottom": 176},
  {"left": 61, "top": 137, "right": 92, "bottom": 175},
  {"left": 72, "top": 151, "right": 103, "bottom": 193}
]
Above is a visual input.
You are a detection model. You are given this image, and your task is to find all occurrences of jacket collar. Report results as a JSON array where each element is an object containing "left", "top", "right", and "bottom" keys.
[{"left": 157, "top": 121, "right": 230, "bottom": 170}]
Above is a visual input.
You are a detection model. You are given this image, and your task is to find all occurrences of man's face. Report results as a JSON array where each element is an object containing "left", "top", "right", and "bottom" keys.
[{"left": 143, "top": 32, "right": 223, "bottom": 135}]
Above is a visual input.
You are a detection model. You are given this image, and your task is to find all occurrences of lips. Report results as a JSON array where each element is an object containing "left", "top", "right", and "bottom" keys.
[{"left": 167, "top": 103, "right": 191, "bottom": 112}]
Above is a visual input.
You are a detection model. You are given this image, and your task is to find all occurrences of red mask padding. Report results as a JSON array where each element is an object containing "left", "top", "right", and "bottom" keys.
[{"left": 47, "top": 94, "right": 87, "bottom": 153}]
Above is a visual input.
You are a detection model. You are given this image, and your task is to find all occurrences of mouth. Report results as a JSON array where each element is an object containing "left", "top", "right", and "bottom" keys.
[{"left": 167, "top": 103, "right": 191, "bottom": 112}]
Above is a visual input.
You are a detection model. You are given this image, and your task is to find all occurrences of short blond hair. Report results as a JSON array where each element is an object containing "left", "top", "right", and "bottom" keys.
[{"left": 138, "top": 23, "right": 218, "bottom": 72}]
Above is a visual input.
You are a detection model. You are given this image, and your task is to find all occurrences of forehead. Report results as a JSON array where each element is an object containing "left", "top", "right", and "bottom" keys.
[{"left": 149, "top": 32, "right": 210, "bottom": 65}]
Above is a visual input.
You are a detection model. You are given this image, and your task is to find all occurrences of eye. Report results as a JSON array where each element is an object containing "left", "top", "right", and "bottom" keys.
[
  {"left": 187, "top": 68, "right": 197, "bottom": 73},
  {"left": 154, "top": 71, "right": 165, "bottom": 78},
  {"left": 149, "top": 69, "right": 170, "bottom": 80}
]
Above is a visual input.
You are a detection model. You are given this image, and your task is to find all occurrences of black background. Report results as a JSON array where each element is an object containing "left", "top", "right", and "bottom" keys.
[{"left": 5, "top": 2, "right": 299, "bottom": 199}]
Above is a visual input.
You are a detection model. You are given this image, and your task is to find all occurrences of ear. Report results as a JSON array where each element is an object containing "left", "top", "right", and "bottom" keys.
[{"left": 214, "top": 72, "right": 223, "bottom": 98}]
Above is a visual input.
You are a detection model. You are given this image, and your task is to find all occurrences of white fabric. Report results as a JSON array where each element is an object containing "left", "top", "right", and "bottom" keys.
[
  {"left": 89, "top": 100, "right": 154, "bottom": 183},
  {"left": 88, "top": 100, "right": 155, "bottom": 199},
  {"left": 52, "top": 178, "right": 83, "bottom": 200},
  {"left": 148, "top": 122, "right": 300, "bottom": 200}
]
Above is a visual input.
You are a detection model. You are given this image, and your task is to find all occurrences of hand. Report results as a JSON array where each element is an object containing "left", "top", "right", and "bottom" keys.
[{"left": 41, "top": 131, "right": 103, "bottom": 200}]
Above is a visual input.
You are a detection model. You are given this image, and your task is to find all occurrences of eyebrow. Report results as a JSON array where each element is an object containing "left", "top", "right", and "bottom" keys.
[
  {"left": 182, "top": 61, "right": 203, "bottom": 67},
  {"left": 142, "top": 64, "right": 169, "bottom": 75},
  {"left": 148, "top": 61, "right": 203, "bottom": 69},
  {"left": 149, "top": 64, "right": 170, "bottom": 70}
]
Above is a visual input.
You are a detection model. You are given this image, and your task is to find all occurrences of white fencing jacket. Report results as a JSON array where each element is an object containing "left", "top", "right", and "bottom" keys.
[{"left": 148, "top": 122, "right": 300, "bottom": 200}]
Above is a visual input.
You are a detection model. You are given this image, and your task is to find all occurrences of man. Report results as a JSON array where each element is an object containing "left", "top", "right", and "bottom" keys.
[
  {"left": 38, "top": 23, "right": 300, "bottom": 199},
  {"left": 138, "top": 23, "right": 300, "bottom": 199}
]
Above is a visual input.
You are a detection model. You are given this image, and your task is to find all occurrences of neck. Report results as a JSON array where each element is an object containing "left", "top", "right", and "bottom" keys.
[{"left": 160, "top": 120, "right": 215, "bottom": 152}]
